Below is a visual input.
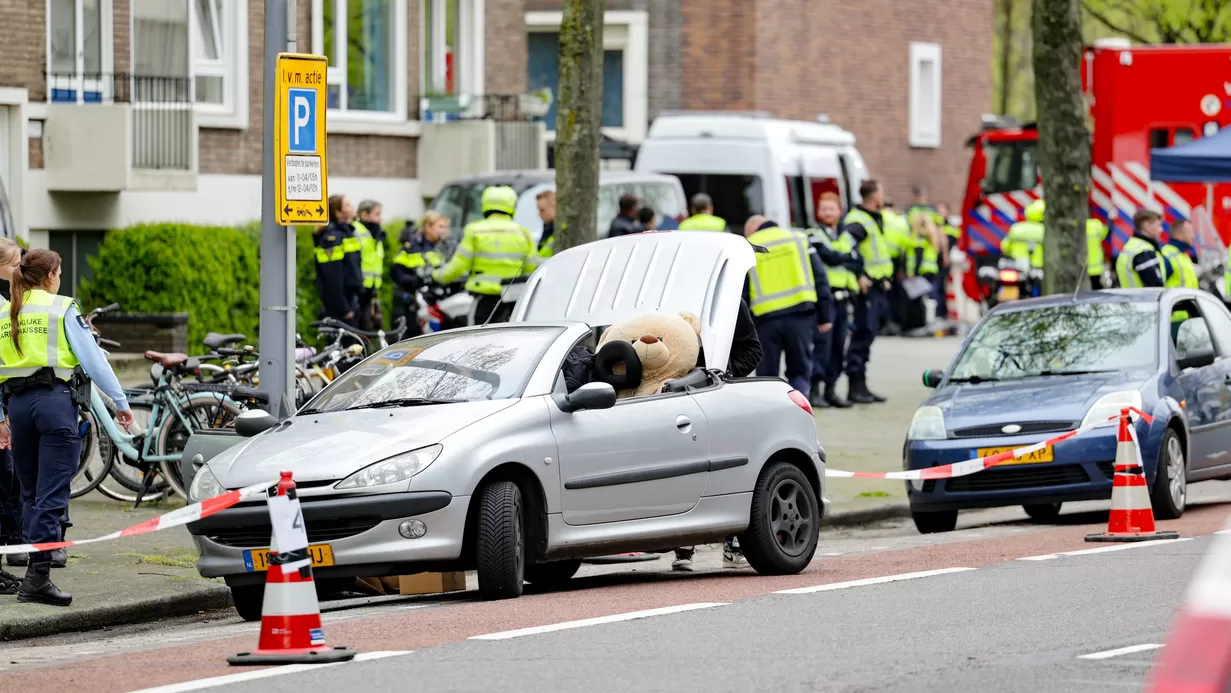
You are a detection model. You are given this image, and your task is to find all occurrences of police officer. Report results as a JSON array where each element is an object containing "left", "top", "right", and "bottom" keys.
[
  {"left": 536, "top": 189, "right": 559, "bottom": 259},
  {"left": 0, "top": 250, "right": 133, "bottom": 605},
  {"left": 0, "top": 239, "right": 21, "bottom": 586},
  {"left": 902, "top": 211, "right": 942, "bottom": 330},
  {"left": 839, "top": 179, "right": 893, "bottom": 404},
  {"left": 352, "top": 199, "right": 386, "bottom": 331},
  {"left": 1002, "top": 199, "right": 1046, "bottom": 272},
  {"left": 1117, "top": 209, "right": 1169, "bottom": 288},
  {"left": 678, "top": 193, "right": 726, "bottom": 231},
  {"left": 1086, "top": 216, "right": 1111, "bottom": 289},
  {"left": 390, "top": 211, "right": 449, "bottom": 337},
  {"left": 743, "top": 216, "right": 830, "bottom": 395},
  {"left": 1162, "top": 218, "right": 1199, "bottom": 289},
  {"left": 433, "top": 186, "right": 538, "bottom": 325},
  {"left": 315, "top": 195, "right": 363, "bottom": 325},
  {"left": 806, "top": 192, "right": 861, "bottom": 409},
  {"left": 879, "top": 205, "right": 912, "bottom": 334}
]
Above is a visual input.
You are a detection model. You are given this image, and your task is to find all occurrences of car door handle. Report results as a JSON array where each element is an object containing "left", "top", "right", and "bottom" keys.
[{"left": 676, "top": 415, "right": 692, "bottom": 432}]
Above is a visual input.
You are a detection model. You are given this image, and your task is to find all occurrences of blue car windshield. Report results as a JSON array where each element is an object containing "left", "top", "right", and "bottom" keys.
[
  {"left": 950, "top": 302, "right": 1158, "bottom": 380},
  {"left": 302, "top": 326, "right": 563, "bottom": 413}
]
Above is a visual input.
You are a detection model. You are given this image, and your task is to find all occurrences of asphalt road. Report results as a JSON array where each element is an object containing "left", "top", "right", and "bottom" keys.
[{"left": 3, "top": 489, "right": 1228, "bottom": 693}]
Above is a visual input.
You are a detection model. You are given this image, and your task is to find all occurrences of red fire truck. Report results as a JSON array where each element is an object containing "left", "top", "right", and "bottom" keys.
[{"left": 959, "top": 38, "right": 1231, "bottom": 300}]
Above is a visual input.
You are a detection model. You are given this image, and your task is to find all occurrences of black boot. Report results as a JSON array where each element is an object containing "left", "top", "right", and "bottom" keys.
[
  {"left": 18, "top": 560, "right": 72, "bottom": 606},
  {"left": 50, "top": 549, "right": 67, "bottom": 569},
  {"left": 6, "top": 544, "right": 28, "bottom": 567},
  {"left": 0, "top": 568, "right": 20, "bottom": 595},
  {"left": 848, "top": 374, "right": 887, "bottom": 404},
  {"left": 824, "top": 382, "right": 854, "bottom": 409},
  {"left": 809, "top": 380, "right": 830, "bottom": 408}
]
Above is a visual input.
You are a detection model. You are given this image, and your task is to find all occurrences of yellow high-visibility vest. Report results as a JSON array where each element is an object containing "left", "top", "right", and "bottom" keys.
[
  {"left": 746, "top": 227, "right": 818, "bottom": 317},
  {"left": 352, "top": 221, "right": 385, "bottom": 289},
  {"left": 679, "top": 214, "right": 726, "bottom": 231},
  {"left": 433, "top": 214, "right": 538, "bottom": 295},
  {"left": 0, "top": 290, "right": 81, "bottom": 381},
  {"left": 840, "top": 209, "right": 893, "bottom": 279}
]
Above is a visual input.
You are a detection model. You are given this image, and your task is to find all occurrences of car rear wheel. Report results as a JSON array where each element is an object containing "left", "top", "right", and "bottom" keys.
[
  {"left": 1023, "top": 503, "right": 1062, "bottom": 522},
  {"left": 524, "top": 560, "right": 581, "bottom": 589},
  {"left": 1150, "top": 428, "right": 1186, "bottom": 520},
  {"left": 231, "top": 584, "right": 264, "bottom": 622},
  {"left": 475, "top": 481, "right": 525, "bottom": 600},
  {"left": 740, "top": 462, "right": 820, "bottom": 575},
  {"left": 911, "top": 509, "right": 958, "bottom": 534}
]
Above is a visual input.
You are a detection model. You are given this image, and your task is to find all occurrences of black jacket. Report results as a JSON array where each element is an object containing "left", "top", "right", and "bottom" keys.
[
  {"left": 810, "top": 224, "right": 865, "bottom": 276},
  {"left": 314, "top": 223, "right": 361, "bottom": 319},
  {"left": 838, "top": 206, "right": 884, "bottom": 280},
  {"left": 728, "top": 298, "right": 763, "bottom": 377},
  {"left": 390, "top": 234, "right": 440, "bottom": 295},
  {"left": 607, "top": 214, "right": 644, "bottom": 238},
  {"left": 1129, "top": 232, "right": 1166, "bottom": 288}
]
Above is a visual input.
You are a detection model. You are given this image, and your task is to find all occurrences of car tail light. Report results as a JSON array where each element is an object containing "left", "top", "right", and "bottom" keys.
[
  {"left": 788, "top": 389, "right": 813, "bottom": 415},
  {"left": 999, "top": 268, "right": 1019, "bottom": 283}
]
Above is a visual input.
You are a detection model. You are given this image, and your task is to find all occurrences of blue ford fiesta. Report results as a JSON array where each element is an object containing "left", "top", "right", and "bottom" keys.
[{"left": 905, "top": 288, "right": 1231, "bottom": 534}]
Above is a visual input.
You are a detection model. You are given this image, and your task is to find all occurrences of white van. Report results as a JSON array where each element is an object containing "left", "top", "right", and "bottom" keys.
[{"left": 634, "top": 113, "right": 871, "bottom": 232}]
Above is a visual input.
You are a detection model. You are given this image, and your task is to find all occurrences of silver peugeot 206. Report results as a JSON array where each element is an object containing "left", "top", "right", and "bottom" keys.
[{"left": 185, "top": 231, "right": 829, "bottom": 620}]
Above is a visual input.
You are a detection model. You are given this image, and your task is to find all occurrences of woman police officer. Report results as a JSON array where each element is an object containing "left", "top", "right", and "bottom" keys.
[{"left": 0, "top": 250, "right": 133, "bottom": 605}]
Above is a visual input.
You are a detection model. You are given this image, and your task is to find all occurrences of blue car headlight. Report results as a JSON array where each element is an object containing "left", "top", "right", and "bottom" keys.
[
  {"left": 335, "top": 444, "right": 443, "bottom": 490},
  {"left": 1080, "top": 390, "right": 1143, "bottom": 429},
  {"left": 907, "top": 406, "right": 947, "bottom": 441}
]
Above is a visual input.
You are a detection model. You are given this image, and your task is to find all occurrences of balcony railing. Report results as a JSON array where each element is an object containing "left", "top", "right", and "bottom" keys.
[
  {"left": 418, "top": 93, "right": 550, "bottom": 123},
  {"left": 46, "top": 72, "right": 194, "bottom": 171}
]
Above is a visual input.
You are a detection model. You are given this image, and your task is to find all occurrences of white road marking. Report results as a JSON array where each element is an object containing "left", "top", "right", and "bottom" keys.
[
  {"left": 819, "top": 552, "right": 845, "bottom": 557},
  {"left": 774, "top": 567, "right": 976, "bottom": 595},
  {"left": 469, "top": 603, "right": 727, "bottom": 641},
  {"left": 1018, "top": 538, "right": 1193, "bottom": 561},
  {"left": 126, "top": 650, "right": 412, "bottom": 693},
  {"left": 1078, "top": 643, "right": 1164, "bottom": 660},
  {"left": 1216, "top": 529, "right": 1231, "bottom": 536}
]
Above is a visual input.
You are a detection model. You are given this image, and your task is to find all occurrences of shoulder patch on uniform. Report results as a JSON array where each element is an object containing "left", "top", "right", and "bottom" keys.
[{"left": 76, "top": 314, "right": 89, "bottom": 329}]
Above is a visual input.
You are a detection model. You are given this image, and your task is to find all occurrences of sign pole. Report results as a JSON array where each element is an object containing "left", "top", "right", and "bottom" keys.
[{"left": 259, "top": 0, "right": 294, "bottom": 418}]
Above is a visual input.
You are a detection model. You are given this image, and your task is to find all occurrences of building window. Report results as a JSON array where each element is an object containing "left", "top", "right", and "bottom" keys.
[
  {"left": 49, "top": 230, "right": 106, "bottom": 298},
  {"left": 313, "top": 0, "right": 407, "bottom": 118},
  {"left": 909, "top": 42, "right": 942, "bottom": 148},
  {"left": 47, "top": 0, "right": 113, "bottom": 103},
  {"left": 423, "top": 0, "right": 461, "bottom": 96},
  {"left": 525, "top": 10, "right": 647, "bottom": 143},
  {"left": 191, "top": 0, "right": 247, "bottom": 127}
]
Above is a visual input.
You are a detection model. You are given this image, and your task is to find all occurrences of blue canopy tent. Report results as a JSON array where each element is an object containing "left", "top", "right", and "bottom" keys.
[{"left": 1150, "top": 126, "right": 1231, "bottom": 182}]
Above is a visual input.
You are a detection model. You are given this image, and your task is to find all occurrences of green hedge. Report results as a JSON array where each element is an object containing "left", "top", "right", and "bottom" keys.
[{"left": 80, "top": 220, "right": 407, "bottom": 354}]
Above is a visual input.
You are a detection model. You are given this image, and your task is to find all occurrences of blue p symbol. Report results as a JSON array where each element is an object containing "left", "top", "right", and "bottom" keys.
[{"left": 287, "top": 88, "right": 316, "bottom": 153}]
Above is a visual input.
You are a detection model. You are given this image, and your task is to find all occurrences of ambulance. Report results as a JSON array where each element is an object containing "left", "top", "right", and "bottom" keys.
[{"left": 959, "top": 38, "right": 1231, "bottom": 301}]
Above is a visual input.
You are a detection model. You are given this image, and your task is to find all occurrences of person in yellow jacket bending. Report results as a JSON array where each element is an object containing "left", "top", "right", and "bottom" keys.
[{"left": 433, "top": 185, "right": 538, "bottom": 325}]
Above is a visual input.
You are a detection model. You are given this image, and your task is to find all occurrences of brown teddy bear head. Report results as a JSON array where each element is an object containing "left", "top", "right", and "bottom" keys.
[{"left": 597, "top": 311, "right": 702, "bottom": 398}]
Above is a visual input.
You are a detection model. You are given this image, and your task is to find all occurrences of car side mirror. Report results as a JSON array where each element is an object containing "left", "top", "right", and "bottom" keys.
[
  {"left": 235, "top": 409, "right": 279, "bottom": 437},
  {"left": 922, "top": 369, "right": 945, "bottom": 388},
  {"left": 1176, "top": 346, "right": 1216, "bottom": 371},
  {"left": 557, "top": 382, "right": 618, "bottom": 413}
]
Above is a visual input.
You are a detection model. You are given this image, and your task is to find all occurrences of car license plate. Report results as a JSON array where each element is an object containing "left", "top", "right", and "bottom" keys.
[
  {"left": 977, "top": 446, "right": 1053, "bottom": 465},
  {"left": 243, "top": 544, "right": 335, "bottom": 573},
  {"left": 997, "top": 285, "right": 1020, "bottom": 301}
]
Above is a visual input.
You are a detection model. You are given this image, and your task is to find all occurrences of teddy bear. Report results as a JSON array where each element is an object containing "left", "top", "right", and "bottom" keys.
[{"left": 593, "top": 311, "right": 702, "bottom": 398}]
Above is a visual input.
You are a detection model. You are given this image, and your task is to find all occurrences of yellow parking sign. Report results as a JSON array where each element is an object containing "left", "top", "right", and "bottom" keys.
[{"left": 275, "top": 53, "right": 328, "bottom": 225}]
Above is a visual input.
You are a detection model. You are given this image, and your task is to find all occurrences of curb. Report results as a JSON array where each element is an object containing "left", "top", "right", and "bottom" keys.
[
  {"left": 821, "top": 502, "right": 911, "bottom": 528},
  {"left": 0, "top": 583, "right": 232, "bottom": 642}
]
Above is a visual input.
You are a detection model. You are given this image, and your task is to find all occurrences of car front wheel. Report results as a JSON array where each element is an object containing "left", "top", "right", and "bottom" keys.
[
  {"left": 475, "top": 481, "right": 526, "bottom": 600},
  {"left": 740, "top": 462, "right": 820, "bottom": 575},
  {"left": 231, "top": 584, "right": 264, "bottom": 622},
  {"left": 1150, "top": 428, "right": 1186, "bottom": 520},
  {"left": 912, "top": 509, "right": 958, "bottom": 534}
]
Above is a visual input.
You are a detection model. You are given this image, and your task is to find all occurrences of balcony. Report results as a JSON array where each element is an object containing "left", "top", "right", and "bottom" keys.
[
  {"left": 418, "top": 94, "right": 548, "bottom": 197},
  {"left": 42, "top": 73, "right": 198, "bottom": 193}
]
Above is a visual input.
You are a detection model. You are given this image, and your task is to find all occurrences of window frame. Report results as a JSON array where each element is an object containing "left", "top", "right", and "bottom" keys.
[
  {"left": 311, "top": 0, "right": 410, "bottom": 129},
  {"left": 420, "top": 0, "right": 485, "bottom": 103},
  {"left": 908, "top": 42, "right": 942, "bottom": 149},
  {"left": 525, "top": 10, "right": 648, "bottom": 144},
  {"left": 45, "top": 0, "right": 116, "bottom": 104},
  {"left": 190, "top": 0, "right": 249, "bottom": 129}
]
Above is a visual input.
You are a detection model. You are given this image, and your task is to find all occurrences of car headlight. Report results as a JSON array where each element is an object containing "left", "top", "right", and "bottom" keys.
[
  {"left": 188, "top": 465, "right": 226, "bottom": 502},
  {"left": 907, "top": 406, "right": 947, "bottom": 440},
  {"left": 335, "top": 444, "right": 443, "bottom": 490},
  {"left": 1080, "top": 390, "right": 1143, "bottom": 429}
]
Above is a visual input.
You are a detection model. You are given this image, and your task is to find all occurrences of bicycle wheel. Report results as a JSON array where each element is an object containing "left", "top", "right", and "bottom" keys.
[
  {"left": 95, "top": 403, "right": 172, "bottom": 503},
  {"left": 70, "top": 410, "right": 112, "bottom": 498},
  {"left": 157, "top": 395, "right": 243, "bottom": 499}
]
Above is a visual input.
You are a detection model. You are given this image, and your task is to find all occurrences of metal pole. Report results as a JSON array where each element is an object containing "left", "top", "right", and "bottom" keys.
[{"left": 259, "top": 0, "right": 295, "bottom": 419}]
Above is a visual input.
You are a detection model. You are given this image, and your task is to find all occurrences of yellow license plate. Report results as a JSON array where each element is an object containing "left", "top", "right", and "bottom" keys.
[
  {"left": 997, "top": 285, "right": 1020, "bottom": 301},
  {"left": 977, "top": 446, "right": 1053, "bottom": 465},
  {"left": 243, "top": 544, "right": 334, "bottom": 572}
]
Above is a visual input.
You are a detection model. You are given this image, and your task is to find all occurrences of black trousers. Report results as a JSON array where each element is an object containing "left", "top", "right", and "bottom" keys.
[{"left": 0, "top": 449, "right": 22, "bottom": 544}]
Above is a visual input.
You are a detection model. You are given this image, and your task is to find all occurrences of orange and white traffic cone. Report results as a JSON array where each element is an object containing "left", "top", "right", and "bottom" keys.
[
  {"left": 229, "top": 472, "right": 355, "bottom": 666},
  {"left": 1086, "top": 411, "right": 1180, "bottom": 543}
]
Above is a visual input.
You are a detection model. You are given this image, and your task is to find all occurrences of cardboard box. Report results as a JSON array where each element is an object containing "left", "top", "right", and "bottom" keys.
[{"left": 398, "top": 571, "right": 467, "bottom": 595}]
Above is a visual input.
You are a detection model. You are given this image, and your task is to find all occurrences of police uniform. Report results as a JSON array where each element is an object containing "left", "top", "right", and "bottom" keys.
[
  {"left": 0, "top": 289, "right": 131, "bottom": 605},
  {"left": 678, "top": 213, "right": 727, "bottom": 232},
  {"left": 806, "top": 223, "right": 861, "bottom": 408},
  {"left": 1162, "top": 239, "right": 1199, "bottom": 289},
  {"left": 314, "top": 223, "right": 363, "bottom": 324},
  {"left": 1086, "top": 218, "right": 1110, "bottom": 289},
  {"left": 433, "top": 186, "right": 538, "bottom": 325},
  {"left": 1002, "top": 200, "right": 1046, "bottom": 272},
  {"left": 352, "top": 220, "right": 386, "bottom": 331},
  {"left": 390, "top": 235, "right": 445, "bottom": 337},
  {"left": 1117, "top": 233, "right": 1168, "bottom": 288},
  {"left": 746, "top": 222, "right": 827, "bottom": 394},
  {"left": 902, "top": 215, "right": 941, "bottom": 330},
  {"left": 538, "top": 220, "right": 564, "bottom": 259},
  {"left": 838, "top": 207, "right": 893, "bottom": 403}
]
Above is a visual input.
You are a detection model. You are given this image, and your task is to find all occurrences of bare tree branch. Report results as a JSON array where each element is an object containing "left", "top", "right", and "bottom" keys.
[{"left": 1081, "top": 1, "right": 1155, "bottom": 42}]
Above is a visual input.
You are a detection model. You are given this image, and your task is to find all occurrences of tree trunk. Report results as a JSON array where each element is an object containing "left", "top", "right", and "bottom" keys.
[
  {"left": 1034, "top": 0, "right": 1092, "bottom": 294},
  {"left": 995, "top": 0, "right": 1017, "bottom": 115},
  {"left": 554, "top": 0, "right": 605, "bottom": 252}
]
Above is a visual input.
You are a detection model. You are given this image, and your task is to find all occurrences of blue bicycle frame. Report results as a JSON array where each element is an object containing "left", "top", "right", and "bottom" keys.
[{"left": 90, "top": 382, "right": 236, "bottom": 464}]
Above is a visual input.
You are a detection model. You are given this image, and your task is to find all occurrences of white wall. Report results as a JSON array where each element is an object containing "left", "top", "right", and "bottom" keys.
[{"left": 23, "top": 172, "right": 425, "bottom": 232}]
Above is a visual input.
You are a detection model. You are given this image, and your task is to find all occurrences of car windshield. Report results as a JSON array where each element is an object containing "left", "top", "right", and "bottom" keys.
[
  {"left": 949, "top": 302, "right": 1158, "bottom": 381},
  {"left": 301, "top": 327, "right": 563, "bottom": 414}
]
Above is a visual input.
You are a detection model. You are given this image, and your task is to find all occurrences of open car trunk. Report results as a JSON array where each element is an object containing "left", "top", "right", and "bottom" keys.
[{"left": 510, "top": 231, "right": 755, "bottom": 373}]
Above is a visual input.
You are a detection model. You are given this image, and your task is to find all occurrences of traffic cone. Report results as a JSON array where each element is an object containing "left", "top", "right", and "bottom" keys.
[
  {"left": 1086, "top": 411, "right": 1180, "bottom": 543},
  {"left": 229, "top": 472, "right": 355, "bottom": 666},
  {"left": 1145, "top": 514, "right": 1231, "bottom": 692}
]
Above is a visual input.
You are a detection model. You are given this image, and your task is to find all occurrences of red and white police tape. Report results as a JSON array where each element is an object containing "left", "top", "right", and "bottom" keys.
[
  {"left": 0, "top": 479, "right": 274, "bottom": 555},
  {"left": 824, "top": 407, "right": 1152, "bottom": 480}
]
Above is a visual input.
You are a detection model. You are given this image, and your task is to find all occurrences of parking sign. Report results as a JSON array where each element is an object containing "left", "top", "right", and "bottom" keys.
[{"left": 274, "top": 53, "right": 328, "bottom": 225}]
